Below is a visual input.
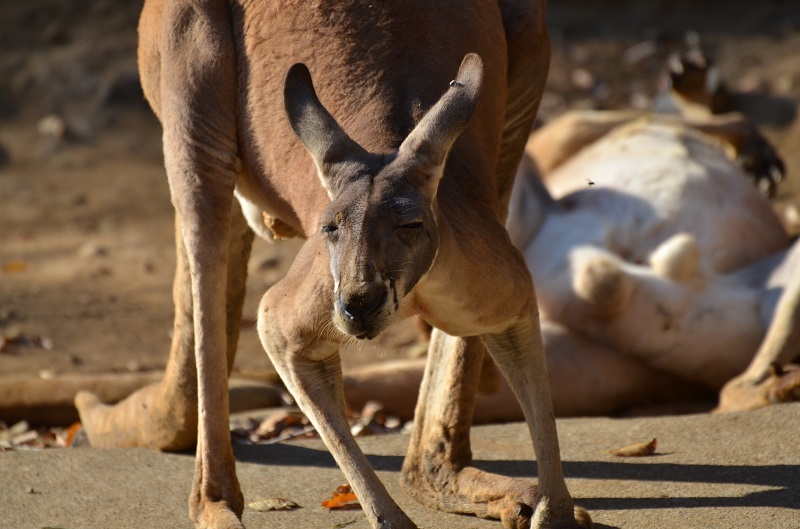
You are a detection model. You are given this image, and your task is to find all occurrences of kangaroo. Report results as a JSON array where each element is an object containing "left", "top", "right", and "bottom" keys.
[{"left": 75, "top": 1, "right": 591, "bottom": 528}]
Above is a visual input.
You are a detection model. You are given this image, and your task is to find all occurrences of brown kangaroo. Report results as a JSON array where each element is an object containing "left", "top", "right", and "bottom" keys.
[{"left": 75, "top": 1, "right": 591, "bottom": 528}]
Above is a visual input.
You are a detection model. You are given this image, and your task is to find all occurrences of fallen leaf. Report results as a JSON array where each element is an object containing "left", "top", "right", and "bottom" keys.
[
  {"left": 64, "top": 422, "right": 82, "bottom": 447},
  {"left": 254, "top": 410, "right": 306, "bottom": 438},
  {"left": 322, "top": 484, "right": 360, "bottom": 509},
  {"left": 360, "top": 400, "right": 387, "bottom": 426},
  {"left": 39, "top": 431, "right": 57, "bottom": 445},
  {"left": 11, "top": 421, "right": 30, "bottom": 434},
  {"left": 1, "top": 421, "right": 31, "bottom": 441},
  {"left": 247, "top": 497, "right": 300, "bottom": 511},
  {"left": 350, "top": 423, "right": 375, "bottom": 437},
  {"left": 2, "top": 260, "right": 27, "bottom": 274},
  {"left": 12, "top": 430, "right": 40, "bottom": 446},
  {"left": 610, "top": 438, "right": 657, "bottom": 457}
]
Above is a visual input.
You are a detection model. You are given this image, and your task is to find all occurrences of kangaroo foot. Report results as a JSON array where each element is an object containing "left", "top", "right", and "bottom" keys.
[
  {"left": 75, "top": 382, "right": 197, "bottom": 450},
  {"left": 401, "top": 464, "right": 590, "bottom": 529},
  {"left": 190, "top": 494, "right": 244, "bottom": 529},
  {"left": 716, "top": 363, "right": 800, "bottom": 413}
]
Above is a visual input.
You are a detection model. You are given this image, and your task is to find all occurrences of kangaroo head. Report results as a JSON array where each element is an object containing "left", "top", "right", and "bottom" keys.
[{"left": 284, "top": 54, "right": 483, "bottom": 339}]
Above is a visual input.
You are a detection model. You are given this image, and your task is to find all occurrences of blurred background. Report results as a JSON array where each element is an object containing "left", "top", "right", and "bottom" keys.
[{"left": 1, "top": 0, "right": 799, "bottom": 425}]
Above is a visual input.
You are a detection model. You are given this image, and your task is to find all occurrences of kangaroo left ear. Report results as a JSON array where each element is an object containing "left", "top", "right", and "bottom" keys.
[
  {"left": 284, "top": 63, "right": 369, "bottom": 198},
  {"left": 396, "top": 53, "right": 484, "bottom": 189}
]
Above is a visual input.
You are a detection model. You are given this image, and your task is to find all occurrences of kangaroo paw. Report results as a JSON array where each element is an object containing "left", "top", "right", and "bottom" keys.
[{"left": 401, "top": 464, "right": 591, "bottom": 529}]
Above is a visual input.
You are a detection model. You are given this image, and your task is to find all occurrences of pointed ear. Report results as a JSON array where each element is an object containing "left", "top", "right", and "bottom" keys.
[
  {"left": 284, "top": 63, "right": 368, "bottom": 197},
  {"left": 397, "top": 53, "right": 484, "bottom": 188}
]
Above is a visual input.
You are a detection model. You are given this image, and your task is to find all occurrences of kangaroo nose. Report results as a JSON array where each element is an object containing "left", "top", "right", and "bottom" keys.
[{"left": 339, "top": 290, "right": 386, "bottom": 323}]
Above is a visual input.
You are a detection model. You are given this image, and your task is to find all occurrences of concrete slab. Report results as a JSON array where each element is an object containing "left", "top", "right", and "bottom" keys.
[{"left": 2, "top": 403, "right": 799, "bottom": 529}]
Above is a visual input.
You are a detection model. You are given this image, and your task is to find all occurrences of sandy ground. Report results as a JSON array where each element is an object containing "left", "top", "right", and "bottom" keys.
[
  {"left": 3, "top": 403, "right": 800, "bottom": 529},
  {"left": 1, "top": 1, "right": 800, "bottom": 420}
]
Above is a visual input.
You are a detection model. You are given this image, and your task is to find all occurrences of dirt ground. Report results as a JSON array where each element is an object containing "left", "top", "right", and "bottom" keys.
[{"left": 1, "top": 1, "right": 799, "bottom": 420}]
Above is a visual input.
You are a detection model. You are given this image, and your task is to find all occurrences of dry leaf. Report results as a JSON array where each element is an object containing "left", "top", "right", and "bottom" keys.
[
  {"left": 0, "top": 421, "right": 29, "bottom": 443},
  {"left": 254, "top": 410, "right": 306, "bottom": 438},
  {"left": 2, "top": 261, "right": 27, "bottom": 274},
  {"left": 610, "top": 438, "right": 657, "bottom": 457},
  {"left": 64, "top": 422, "right": 82, "bottom": 447},
  {"left": 247, "top": 497, "right": 300, "bottom": 511},
  {"left": 321, "top": 484, "right": 360, "bottom": 509},
  {"left": 12, "top": 430, "right": 40, "bottom": 446}
]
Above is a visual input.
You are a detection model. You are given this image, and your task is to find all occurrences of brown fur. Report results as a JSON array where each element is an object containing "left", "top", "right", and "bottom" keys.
[{"left": 75, "top": 1, "right": 591, "bottom": 528}]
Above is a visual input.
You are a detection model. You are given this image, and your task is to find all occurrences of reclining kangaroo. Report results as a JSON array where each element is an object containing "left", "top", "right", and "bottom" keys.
[{"left": 75, "top": 1, "right": 590, "bottom": 528}]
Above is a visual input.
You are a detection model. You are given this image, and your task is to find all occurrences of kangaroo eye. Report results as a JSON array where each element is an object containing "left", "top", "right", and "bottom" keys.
[
  {"left": 322, "top": 224, "right": 338, "bottom": 234},
  {"left": 399, "top": 221, "right": 423, "bottom": 230}
]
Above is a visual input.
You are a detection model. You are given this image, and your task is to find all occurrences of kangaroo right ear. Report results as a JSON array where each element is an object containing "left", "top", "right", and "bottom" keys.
[
  {"left": 395, "top": 53, "right": 484, "bottom": 195},
  {"left": 284, "top": 63, "right": 368, "bottom": 198}
]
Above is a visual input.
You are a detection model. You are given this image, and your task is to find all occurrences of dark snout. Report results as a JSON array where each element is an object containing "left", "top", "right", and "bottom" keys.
[{"left": 336, "top": 285, "right": 388, "bottom": 339}]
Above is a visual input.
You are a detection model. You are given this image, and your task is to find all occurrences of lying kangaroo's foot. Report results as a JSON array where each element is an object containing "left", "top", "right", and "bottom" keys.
[
  {"left": 75, "top": 382, "right": 197, "bottom": 450},
  {"left": 401, "top": 462, "right": 535, "bottom": 528},
  {"left": 401, "top": 463, "right": 589, "bottom": 529},
  {"left": 715, "top": 364, "right": 800, "bottom": 413}
]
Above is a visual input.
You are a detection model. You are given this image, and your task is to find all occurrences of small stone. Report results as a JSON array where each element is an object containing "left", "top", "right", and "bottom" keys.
[
  {"left": 570, "top": 68, "right": 595, "bottom": 91},
  {"left": 77, "top": 242, "right": 107, "bottom": 258},
  {"left": 37, "top": 114, "right": 67, "bottom": 139}
]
